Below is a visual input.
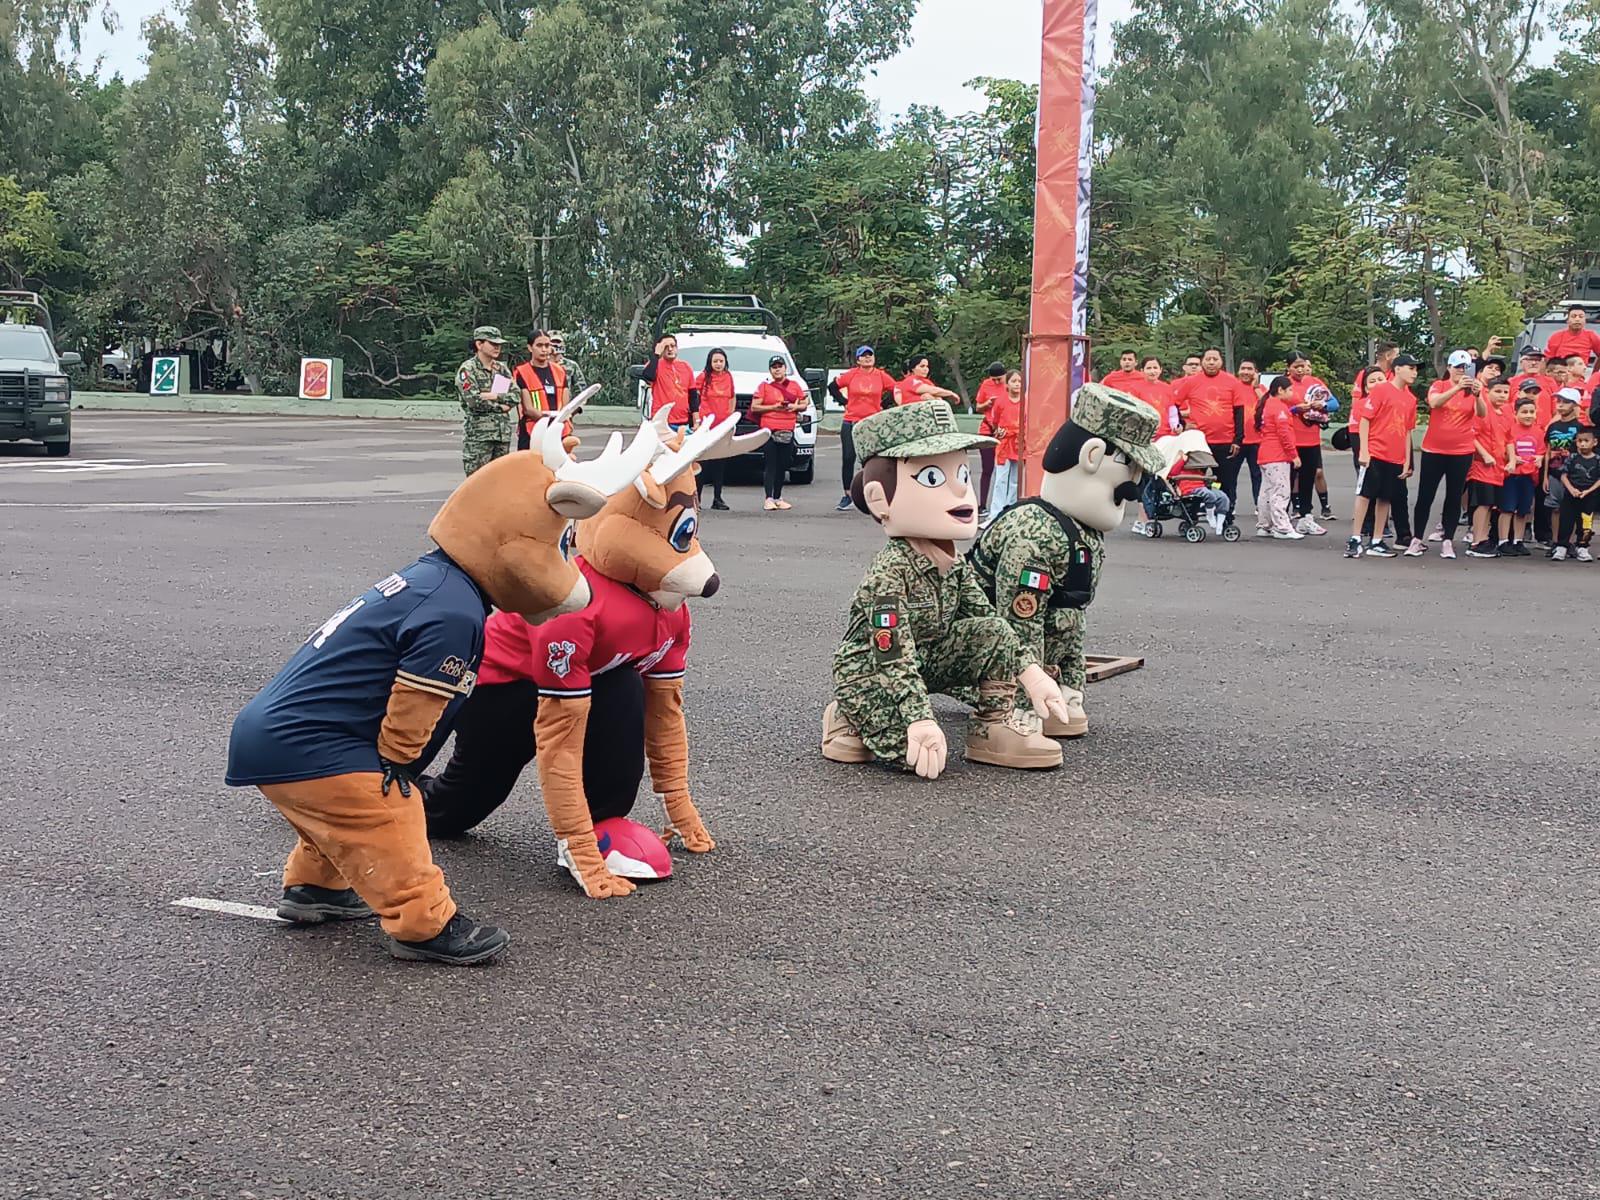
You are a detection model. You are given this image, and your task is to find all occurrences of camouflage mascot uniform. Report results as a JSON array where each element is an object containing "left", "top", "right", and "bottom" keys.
[
  {"left": 825, "top": 401, "right": 1069, "bottom": 778},
  {"left": 457, "top": 325, "right": 517, "bottom": 476},
  {"left": 968, "top": 384, "right": 1168, "bottom": 737}
]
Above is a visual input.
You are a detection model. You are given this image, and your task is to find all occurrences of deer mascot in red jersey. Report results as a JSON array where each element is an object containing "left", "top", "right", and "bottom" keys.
[{"left": 421, "top": 412, "right": 767, "bottom": 898}]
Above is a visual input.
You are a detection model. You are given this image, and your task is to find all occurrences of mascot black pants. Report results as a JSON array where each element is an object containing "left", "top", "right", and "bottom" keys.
[{"left": 420, "top": 669, "right": 645, "bottom": 836}]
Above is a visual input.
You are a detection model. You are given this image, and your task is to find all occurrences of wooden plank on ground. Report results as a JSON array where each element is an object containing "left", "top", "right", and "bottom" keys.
[{"left": 1084, "top": 653, "right": 1144, "bottom": 683}]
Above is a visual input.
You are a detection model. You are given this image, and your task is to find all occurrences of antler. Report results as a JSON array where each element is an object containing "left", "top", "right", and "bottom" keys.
[
  {"left": 542, "top": 415, "right": 660, "bottom": 497},
  {"left": 645, "top": 413, "right": 744, "bottom": 484}
]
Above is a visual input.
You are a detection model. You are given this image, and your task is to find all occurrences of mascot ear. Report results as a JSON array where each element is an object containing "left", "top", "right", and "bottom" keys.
[
  {"left": 546, "top": 481, "right": 609, "bottom": 519},
  {"left": 633, "top": 471, "right": 669, "bottom": 510},
  {"left": 1079, "top": 438, "right": 1109, "bottom": 475},
  {"left": 863, "top": 479, "right": 892, "bottom": 521}
]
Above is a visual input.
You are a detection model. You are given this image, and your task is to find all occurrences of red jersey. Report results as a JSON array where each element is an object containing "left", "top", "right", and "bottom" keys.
[
  {"left": 1287, "top": 374, "right": 1332, "bottom": 448},
  {"left": 1544, "top": 327, "right": 1600, "bottom": 366},
  {"left": 1126, "top": 377, "right": 1178, "bottom": 439},
  {"left": 836, "top": 367, "right": 898, "bottom": 423},
  {"left": 1421, "top": 379, "right": 1477, "bottom": 456},
  {"left": 1359, "top": 381, "right": 1417, "bottom": 465},
  {"left": 1254, "top": 395, "right": 1297, "bottom": 464},
  {"left": 972, "top": 376, "right": 1007, "bottom": 415},
  {"left": 1172, "top": 370, "right": 1252, "bottom": 445},
  {"left": 754, "top": 378, "right": 808, "bottom": 432},
  {"left": 478, "top": 559, "right": 690, "bottom": 697},
  {"left": 1099, "top": 369, "right": 1143, "bottom": 392},
  {"left": 979, "top": 391, "right": 1023, "bottom": 464},
  {"left": 1240, "top": 383, "right": 1266, "bottom": 445},
  {"left": 648, "top": 357, "right": 696, "bottom": 423},
  {"left": 693, "top": 369, "right": 736, "bottom": 423},
  {"left": 1508, "top": 421, "right": 1545, "bottom": 476},
  {"left": 1468, "top": 412, "right": 1510, "bottom": 486},
  {"left": 897, "top": 374, "right": 938, "bottom": 405}
]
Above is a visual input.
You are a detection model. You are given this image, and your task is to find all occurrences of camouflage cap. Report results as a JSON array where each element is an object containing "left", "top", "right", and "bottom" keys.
[
  {"left": 471, "top": 325, "right": 508, "bottom": 345},
  {"left": 850, "top": 399, "right": 996, "bottom": 461},
  {"left": 1070, "top": 383, "right": 1169, "bottom": 476}
]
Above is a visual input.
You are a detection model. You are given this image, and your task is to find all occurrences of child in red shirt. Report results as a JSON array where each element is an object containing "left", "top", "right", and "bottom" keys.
[
  {"left": 1499, "top": 395, "right": 1545, "bottom": 554},
  {"left": 1465, "top": 379, "right": 1512, "bottom": 557},
  {"left": 978, "top": 370, "right": 1024, "bottom": 518}
]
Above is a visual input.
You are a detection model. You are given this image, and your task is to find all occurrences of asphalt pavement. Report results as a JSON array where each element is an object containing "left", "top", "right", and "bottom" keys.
[{"left": 2, "top": 414, "right": 1596, "bottom": 1199}]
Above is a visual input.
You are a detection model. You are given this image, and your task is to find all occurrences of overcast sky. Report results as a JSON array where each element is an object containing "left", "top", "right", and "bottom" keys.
[{"left": 74, "top": 0, "right": 1133, "bottom": 118}]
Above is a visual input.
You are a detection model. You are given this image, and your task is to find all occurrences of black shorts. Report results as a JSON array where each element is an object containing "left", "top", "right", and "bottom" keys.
[
  {"left": 1466, "top": 481, "right": 1502, "bottom": 511},
  {"left": 1358, "top": 458, "right": 1402, "bottom": 499}
]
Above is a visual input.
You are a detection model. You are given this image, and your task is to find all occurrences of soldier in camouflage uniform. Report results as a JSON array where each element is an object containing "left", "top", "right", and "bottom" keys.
[
  {"left": 456, "top": 325, "right": 518, "bottom": 476},
  {"left": 967, "top": 383, "right": 1170, "bottom": 738},
  {"left": 821, "top": 401, "right": 1071, "bottom": 779}
]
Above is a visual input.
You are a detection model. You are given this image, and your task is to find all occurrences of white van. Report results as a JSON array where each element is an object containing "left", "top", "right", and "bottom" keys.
[{"left": 631, "top": 295, "right": 821, "bottom": 484}]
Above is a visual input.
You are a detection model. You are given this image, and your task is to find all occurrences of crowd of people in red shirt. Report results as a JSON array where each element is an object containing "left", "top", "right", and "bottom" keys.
[{"left": 1094, "top": 305, "right": 1600, "bottom": 562}]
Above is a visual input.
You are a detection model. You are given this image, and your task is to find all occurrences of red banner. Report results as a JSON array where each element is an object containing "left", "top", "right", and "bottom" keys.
[{"left": 1023, "top": 0, "right": 1097, "bottom": 495}]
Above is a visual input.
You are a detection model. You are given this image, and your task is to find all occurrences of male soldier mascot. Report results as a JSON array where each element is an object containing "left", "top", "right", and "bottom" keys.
[
  {"left": 821, "top": 401, "right": 1070, "bottom": 779},
  {"left": 225, "top": 411, "right": 659, "bottom": 965},
  {"left": 968, "top": 383, "right": 1168, "bottom": 737}
]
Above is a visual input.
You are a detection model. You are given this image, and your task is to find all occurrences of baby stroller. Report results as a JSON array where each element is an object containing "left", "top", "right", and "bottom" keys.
[{"left": 1141, "top": 448, "right": 1240, "bottom": 543}]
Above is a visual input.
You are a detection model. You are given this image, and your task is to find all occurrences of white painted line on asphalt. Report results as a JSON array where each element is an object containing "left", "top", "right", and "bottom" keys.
[
  {"left": 171, "top": 896, "right": 288, "bottom": 923},
  {"left": 0, "top": 458, "right": 141, "bottom": 469},
  {"left": 35, "top": 461, "right": 226, "bottom": 474}
]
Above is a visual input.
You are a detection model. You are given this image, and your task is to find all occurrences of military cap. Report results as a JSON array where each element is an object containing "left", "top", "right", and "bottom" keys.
[
  {"left": 1070, "top": 383, "right": 1169, "bottom": 475},
  {"left": 471, "top": 325, "right": 508, "bottom": 345},
  {"left": 850, "top": 399, "right": 996, "bottom": 461}
]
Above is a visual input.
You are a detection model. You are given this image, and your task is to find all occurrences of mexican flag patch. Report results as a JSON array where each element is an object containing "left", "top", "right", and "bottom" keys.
[
  {"left": 872, "top": 610, "right": 899, "bottom": 628},
  {"left": 1019, "top": 567, "right": 1050, "bottom": 591}
]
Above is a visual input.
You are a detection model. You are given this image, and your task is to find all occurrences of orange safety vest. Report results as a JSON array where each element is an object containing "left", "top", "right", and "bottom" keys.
[{"left": 517, "top": 359, "right": 570, "bottom": 439}]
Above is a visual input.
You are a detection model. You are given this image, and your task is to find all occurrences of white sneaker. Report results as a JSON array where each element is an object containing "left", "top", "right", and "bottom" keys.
[
  {"left": 1255, "top": 526, "right": 1273, "bottom": 538},
  {"left": 1403, "top": 537, "right": 1426, "bottom": 557},
  {"left": 1553, "top": 545, "right": 1569, "bottom": 560},
  {"left": 1272, "top": 529, "right": 1305, "bottom": 540},
  {"left": 1440, "top": 539, "right": 1455, "bottom": 559},
  {"left": 1130, "top": 520, "right": 1148, "bottom": 537},
  {"left": 1427, "top": 526, "right": 1444, "bottom": 542},
  {"left": 1209, "top": 512, "right": 1225, "bottom": 534},
  {"left": 1295, "top": 516, "right": 1327, "bottom": 536},
  {"left": 1580, "top": 547, "right": 1594, "bottom": 562}
]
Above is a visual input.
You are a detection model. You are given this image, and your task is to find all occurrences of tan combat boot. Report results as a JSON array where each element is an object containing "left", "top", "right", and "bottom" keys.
[
  {"left": 821, "top": 700, "right": 874, "bottom": 764},
  {"left": 1042, "top": 684, "right": 1089, "bottom": 739},
  {"left": 964, "top": 709, "right": 1063, "bottom": 770}
]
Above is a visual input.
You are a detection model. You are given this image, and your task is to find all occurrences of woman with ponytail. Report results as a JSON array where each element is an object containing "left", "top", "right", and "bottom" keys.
[{"left": 1254, "top": 375, "right": 1302, "bottom": 539}]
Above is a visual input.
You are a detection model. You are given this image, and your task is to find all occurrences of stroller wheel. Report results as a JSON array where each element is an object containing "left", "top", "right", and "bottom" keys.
[
  {"left": 1183, "top": 522, "right": 1205, "bottom": 543},
  {"left": 1147, "top": 521, "right": 1163, "bottom": 539},
  {"left": 1221, "top": 522, "right": 1242, "bottom": 543}
]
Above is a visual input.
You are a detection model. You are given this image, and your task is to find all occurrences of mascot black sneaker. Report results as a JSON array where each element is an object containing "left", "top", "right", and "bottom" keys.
[
  {"left": 388, "top": 913, "right": 510, "bottom": 965},
  {"left": 277, "top": 885, "right": 374, "bottom": 923}
]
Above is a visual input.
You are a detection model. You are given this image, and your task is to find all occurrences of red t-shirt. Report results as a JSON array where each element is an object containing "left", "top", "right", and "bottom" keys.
[
  {"left": 1286, "top": 375, "right": 1332, "bottom": 448},
  {"left": 897, "top": 374, "right": 938, "bottom": 405},
  {"left": 1172, "top": 371, "right": 1252, "bottom": 445},
  {"left": 693, "top": 369, "right": 736, "bottom": 423},
  {"left": 836, "top": 367, "right": 898, "bottom": 423},
  {"left": 478, "top": 559, "right": 691, "bottom": 696},
  {"left": 1241, "top": 384, "right": 1266, "bottom": 445},
  {"left": 971, "top": 376, "right": 1007, "bottom": 415},
  {"left": 1254, "top": 396, "right": 1297, "bottom": 464},
  {"left": 1359, "top": 382, "right": 1416, "bottom": 465},
  {"left": 1544, "top": 327, "right": 1600, "bottom": 365},
  {"left": 648, "top": 358, "right": 696, "bottom": 423},
  {"left": 979, "top": 392, "right": 1023, "bottom": 464},
  {"left": 754, "top": 378, "right": 808, "bottom": 431},
  {"left": 1099, "top": 369, "right": 1143, "bottom": 392},
  {"left": 1508, "top": 372, "right": 1556, "bottom": 427},
  {"left": 1125, "top": 377, "right": 1178, "bottom": 438},
  {"left": 1467, "top": 412, "right": 1510, "bottom": 486},
  {"left": 1421, "top": 379, "right": 1478, "bottom": 455},
  {"left": 1349, "top": 369, "right": 1384, "bottom": 430},
  {"left": 1509, "top": 422, "right": 1545, "bottom": 476}
]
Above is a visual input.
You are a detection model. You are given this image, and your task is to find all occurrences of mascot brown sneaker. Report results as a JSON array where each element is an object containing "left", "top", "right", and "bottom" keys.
[
  {"left": 821, "top": 700, "right": 873, "bottom": 763},
  {"left": 964, "top": 709, "right": 1063, "bottom": 770},
  {"left": 1042, "top": 685, "right": 1089, "bottom": 739}
]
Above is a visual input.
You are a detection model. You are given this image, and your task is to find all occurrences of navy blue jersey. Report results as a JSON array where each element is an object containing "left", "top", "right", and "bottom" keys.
[{"left": 226, "top": 550, "right": 490, "bottom": 786}]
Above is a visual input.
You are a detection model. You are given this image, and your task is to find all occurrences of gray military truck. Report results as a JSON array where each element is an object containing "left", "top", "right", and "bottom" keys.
[{"left": 0, "top": 290, "right": 78, "bottom": 457}]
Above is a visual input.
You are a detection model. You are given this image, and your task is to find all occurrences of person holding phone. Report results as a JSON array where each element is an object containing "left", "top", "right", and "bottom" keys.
[
  {"left": 750, "top": 355, "right": 811, "bottom": 511},
  {"left": 641, "top": 334, "right": 696, "bottom": 428},
  {"left": 1408, "top": 350, "right": 1482, "bottom": 557}
]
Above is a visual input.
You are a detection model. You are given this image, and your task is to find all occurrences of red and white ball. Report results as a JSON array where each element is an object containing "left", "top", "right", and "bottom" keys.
[{"left": 593, "top": 816, "right": 673, "bottom": 880}]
